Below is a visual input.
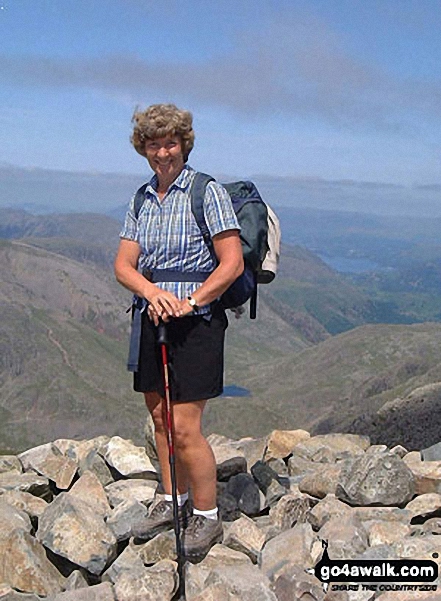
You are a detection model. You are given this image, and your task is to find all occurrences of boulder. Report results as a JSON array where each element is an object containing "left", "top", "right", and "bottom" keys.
[
  {"left": 307, "top": 494, "right": 352, "bottom": 530},
  {"left": 0, "top": 457, "right": 22, "bottom": 475},
  {"left": 0, "top": 472, "right": 51, "bottom": 500},
  {"left": 47, "top": 583, "right": 115, "bottom": 600},
  {"left": 1, "top": 529, "right": 65, "bottom": 596},
  {"left": 104, "top": 479, "right": 156, "bottom": 508},
  {"left": 223, "top": 515, "right": 266, "bottom": 563},
  {"left": 0, "top": 500, "right": 32, "bottom": 541},
  {"left": 106, "top": 499, "right": 149, "bottom": 542},
  {"left": 36, "top": 493, "right": 117, "bottom": 576},
  {"left": 336, "top": 452, "right": 415, "bottom": 506},
  {"left": 299, "top": 464, "right": 342, "bottom": 498},
  {"left": 291, "top": 434, "right": 369, "bottom": 464},
  {"left": 226, "top": 473, "right": 261, "bottom": 517},
  {"left": 318, "top": 513, "right": 369, "bottom": 560},
  {"left": 260, "top": 522, "right": 316, "bottom": 579},
  {"left": 18, "top": 443, "right": 77, "bottom": 490},
  {"left": 100, "top": 437, "right": 157, "bottom": 480},
  {"left": 264, "top": 429, "right": 310, "bottom": 461},
  {"left": 0, "top": 490, "right": 48, "bottom": 520},
  {"left": 68, "top": 471, "right": 112, "bottom": 518},
  {"left": 113, "top": 559, "right": 177, "bottom": 601}
]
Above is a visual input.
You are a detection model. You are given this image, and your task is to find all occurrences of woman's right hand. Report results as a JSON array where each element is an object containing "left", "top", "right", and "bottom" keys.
[{"left": 146, "top": 288, "right": 182, "bottom": 325}]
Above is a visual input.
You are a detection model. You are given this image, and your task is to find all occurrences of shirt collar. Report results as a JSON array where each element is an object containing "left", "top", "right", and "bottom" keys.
[{"left": 146, "top": 164, "right": 194, "bottom": 195}]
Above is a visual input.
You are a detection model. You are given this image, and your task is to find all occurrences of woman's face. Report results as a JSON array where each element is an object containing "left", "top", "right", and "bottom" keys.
[{"left": 144, "top": 134, "right": 185, "bottom": 185}]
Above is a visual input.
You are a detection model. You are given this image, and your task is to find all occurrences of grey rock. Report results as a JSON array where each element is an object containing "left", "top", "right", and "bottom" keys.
[
  {"left": 204, "top": 563, "right": 277, "bottom": 600},
  {"left": 366, "top": 520, "right": 411, "bottom": 546},
  {"left": 185, "top": 544, "right": 252, "bottom": 599},
  {"left": 390, "top": 444, "right": 408, "bottom": 458},
  {"left": 0, "top": 499, "right": 32, "bottom": 541},
  {"left": 69, "top": 471, "right": 112, "bottom": 518},
  {"left": 266, "top": 458, "right": 289, "bottom": 477},
  {"left": 299, "top": 464, "right": 342, "bottom": 498},
  {"left": 217, "top": 484, "right": 241, "bottom": 522},
  {"left": 36, "top": 492, "right": 117, "bottom": 576},
  {"left": 226, "top": 473, "right": 261, "bottom": 517},
  {"left": 64, "top": 570, "right": 89, "bottom": 590},
  {"left": 0, "top": 457, "right": 22, "bottom": 475},
  {"left": 0, "top": 472, "right": 51, "bottom": 500},
  {"left": 271, "top": 563, "right": 325, "bottom": 601},
  {"left": 78, "top": 450, "right": 114, "bottom": 487},
  {"left": 405, "top": 493, "right": 441, "bottom": 520},
  {"left": 336, "top": 452, "right": 415, "bottom": 507},
  {"left": 0, "top": 585, "right": 41, "bottom": 600},
  {"left": 292, "top": 434, "right": 369, "bottom": 464},
  {"left": 18, "top": 443, "right": 77, "bottom": 490},
  {"left": 223, "top": 515, "right": 266, "bottom": 563},
  {"left": 264, "top": 429, "right": 310, "bottom": 461},
  {"left": 131, "top": 530, "right": 176, "bottom": 565},
  {"left": 104, "top": 479, "right": 156, "bottom": 508},
  {"left": 212, "top": 437, "right": 267, "bottom": 472},
  {"left": 307, "top": 494, "right": 352, "bottom": 531},
  {"left": 318, "top": 513, "right": 369, "bottom": 560},
  {"left": 102, "top": 544, "right": 145, "bottom": 584},
  {"left": 269, "top": 492, "right": 312, "bottom": 534},
  {"left": 422, "top": 441, "right": 441, "bottom": 462},
  {"left": 251, "top": 461, "right": 280, "bottom": 494},
  {"left": 100, "top": 437, "right": 157, "bottom": 480},
  {"left": 0, "top": 490, "right": 48, "bottom": 520},
  {"left": 47, "top": 583, "right": 115, "bottom": 601},
  {"left": 113, "top": 559, "right": 177, "bottom": 601},
  {"left": 287, "top": 455, "right": 321, "bottom": 479},
  {"left": 260, "top": 522, "right": 316, "bottom": 579},
  {"left": 406, "top": 459, "right": 441, "bottom": 495},
  {"left": 106, "top": 499, "right": 149, "bottom": 542},
  {"left": 265, "top": 479, "right": 287, "bottom": 507},
  {"left": 216, "top": 456, "right": 247, "bottom": 481},
  {"left": 0, "top": 529, "right": 65, "bottom": 596}
]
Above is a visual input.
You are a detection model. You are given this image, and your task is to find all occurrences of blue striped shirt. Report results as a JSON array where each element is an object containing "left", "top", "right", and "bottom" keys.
[{"left": 119, "top": 165, "right": 240, "bottom": 313}]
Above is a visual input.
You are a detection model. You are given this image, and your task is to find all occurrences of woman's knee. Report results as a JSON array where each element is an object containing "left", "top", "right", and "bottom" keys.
[{"left": 144, "top": 392, "right": 166, "bottom": 433}]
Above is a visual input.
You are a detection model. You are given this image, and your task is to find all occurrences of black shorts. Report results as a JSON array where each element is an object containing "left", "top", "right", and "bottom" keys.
[{"left": 134, "top": 303, "right": 228, "bottom": 402}]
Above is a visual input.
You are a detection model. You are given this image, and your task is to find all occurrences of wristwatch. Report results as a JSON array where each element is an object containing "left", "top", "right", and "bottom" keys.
[{"left": 187, "top": 296, "right": 200, "bottom": 311}]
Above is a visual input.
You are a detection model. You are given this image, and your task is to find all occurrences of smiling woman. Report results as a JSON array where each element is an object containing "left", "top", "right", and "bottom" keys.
[{"left": 114, "top": 103, "right": 243, "bottom": 563}]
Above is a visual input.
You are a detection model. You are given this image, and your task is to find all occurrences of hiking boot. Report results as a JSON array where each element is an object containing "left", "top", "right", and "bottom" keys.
[
  {"left": 132, "top": 499, "right": 188, "bottom": 543},
  {"left": 183, "top": 515, "right": 223, "bottom": 562}
]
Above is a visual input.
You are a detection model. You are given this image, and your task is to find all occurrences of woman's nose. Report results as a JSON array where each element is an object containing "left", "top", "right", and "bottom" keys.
[{"left": 157, "top": 145, "right": 168, "bottom": 157}]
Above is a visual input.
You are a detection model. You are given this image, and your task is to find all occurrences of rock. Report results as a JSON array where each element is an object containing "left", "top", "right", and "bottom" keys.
[
  {"left": 377, "top": 591, "right": 440, "bottom": 601},
  {"left": 185, "top": 544, "right": 252, "bottom": 599},
  {"left": 204, "top": 563, "right": 277, "bottom": 600},
  {"left": 0, "top": 472, "right": 51, "bottom": 500},
  {"left": 0, "top": 585, "right": 41, "bottom": 600},
  {"left": 367, "top": 520, "right": 411, "bottom": 546},
  {"left": 47, "top": 582, "right": 115, "bottom": 600},
  {"left": 18, "top": 443, "right": 77, "bottom": 490},
  {"left": 188, "top": 582, "right": 232, "bottom": 601},
  {"left": 36, "top": 492, "right": 117, "bottom": 576},
  {"left": 318, "top": 513, "right": 369, "bottom": 560},
  {"left": 104, "top": 479, "right": 156, "bottom": 508},
  {"left": 62, "top": 437, "right": 110, "bottom": 464},
  {"left": 419, "top": 517, "right": 441, "bottom": 535},
  {"left": 405, "top": 493, "right": 441, "bottom": 521},
  {"left": 131, "top": 530, "right": 176, "bottom": 565},
  {"left": 299, "top": 464, "right": 342, "bottom": 498},
  {"left": 78, "top": 450, "right": 114, "bottom": 487},
  {"left": 336, "top": 452, "right": 415, "bottom": 506},
  {"left": 265, "top": 478, "right": 287, "bottom": 507},
  {"left": 390, "top": 444, "right": 408, "bottom": 458},
  {"left": 0, "top": 499, "right": 32, "bottom": 541},
  {"left": 69, "top": 471, "right": 112, "bottom": 518},
  {"left": 64, "top": 570, "right": 89, "bottom": 590},
  {"left": 292, "top": 434, "right": 369, "bottom": 464},
  {"left": 226, "top": 473, "right": 261, "bottom": 517},
  {"left": 266, "top": 458, "right": 288, "bottom": 476},
  {"left": 287, "top": 454, "right": 321, "bottom": 479},
  {"left": 106, "top": 500, "right": 149, "bottom": 542},
  {"left": 251, "top": 461, "right": 280, "bottom": 494},
  {"left": 216, "top": 456, "right": 247, "bottom": 481},
  {"left": 271, "top": 563, "right": 325, "bottom": 601},
  {"left": 264, "top": 429, "right": 310, "bottom": 461},
  {"left": 406, "top": 460, "right": 441, "bottom": 495},
  {"left": 308, "top": 494, "right": 352, "bottom": 531},
  {"left": 0, "top": 490, "right": 48, "bottom": 520},
  {"left": 217, "top": 484, "right": 241, "bottom": 522},
  {"left": 260, "top": 523, "right": 316, "bottom": 579},
  {"left": 422, "top": 441, "right": 441, "bottom": 462},
  {"left": 212, "top": 437, "right": 267, "bottom": 472},
  {"left": 0, "top": 457, "right": 22, "bottom": 475},
  {"left": 0, "top": 529, "right": 65, "bottom": 596},
  {"left": 269, "top": 492, "right": 312, "bottom": 532},
  {"left": 113, "top": 559, "right": 177, "bottom": 601},
  {"left": 100, "top": 437, "right": 157, "bottom": 479},
  {"left": 223, "top": 515, "right": 266, "bottom": 563},
  {"left": 102, "top": 544, "right": 145, "bottom": 583}
]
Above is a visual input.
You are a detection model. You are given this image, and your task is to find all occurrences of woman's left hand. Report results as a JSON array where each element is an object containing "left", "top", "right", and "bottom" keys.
[{"left": 177, "top": 298, "right": 195, "bottom": 317}]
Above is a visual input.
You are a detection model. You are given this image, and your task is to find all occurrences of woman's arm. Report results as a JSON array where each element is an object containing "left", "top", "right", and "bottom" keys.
[
  {"left": 114, "top": 239, "right": 182, "bottom": 322},
  {"left": 178, "top": 229, "right": 244, "bottom": 315}
]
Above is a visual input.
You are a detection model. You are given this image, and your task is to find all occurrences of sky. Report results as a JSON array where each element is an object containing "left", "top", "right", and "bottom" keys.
[{"left": 1, "top": 0, "right": 441, "bottom": 188}]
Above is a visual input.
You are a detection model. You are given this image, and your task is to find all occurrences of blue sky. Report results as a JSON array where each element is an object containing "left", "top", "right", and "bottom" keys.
[{"left": 1, "top": 0, "right": 440, "bottom": 186}]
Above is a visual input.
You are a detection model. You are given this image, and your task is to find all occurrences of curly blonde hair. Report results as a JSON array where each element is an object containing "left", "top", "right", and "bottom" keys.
[{"left": 131, "top": 103, "right": 195, "bottom": 162}]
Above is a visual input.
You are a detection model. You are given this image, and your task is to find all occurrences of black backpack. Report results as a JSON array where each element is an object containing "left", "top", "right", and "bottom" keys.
[{"left": 134, "top": 172, "right": 277, "bottom": 318}]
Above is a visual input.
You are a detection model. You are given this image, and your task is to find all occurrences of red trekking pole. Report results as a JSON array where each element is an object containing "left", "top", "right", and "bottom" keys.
[{"left": 157, "top": 321, "right": 186, "bottom": 600}]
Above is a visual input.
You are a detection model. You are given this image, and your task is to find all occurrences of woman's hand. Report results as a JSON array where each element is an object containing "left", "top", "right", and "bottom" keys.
[{"left": 146, "top": 289, "right": 183, "bottom": 325}]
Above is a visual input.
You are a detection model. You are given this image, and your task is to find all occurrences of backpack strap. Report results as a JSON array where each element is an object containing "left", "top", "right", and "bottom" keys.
[
  {"left": 190, "top": 172, "right": 216, "bottom": 262},
  {"left": 133, "top": 183, "right": 148, "bottom": 219}
]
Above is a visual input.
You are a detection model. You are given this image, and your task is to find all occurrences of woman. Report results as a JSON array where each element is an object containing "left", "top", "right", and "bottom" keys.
[{"left": 114, "top": 104, "right": 243, "bottom": 559}]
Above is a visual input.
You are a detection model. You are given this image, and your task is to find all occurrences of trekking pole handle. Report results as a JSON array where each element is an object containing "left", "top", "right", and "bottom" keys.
[{"left": 157, "top": 320, "right": 168, "bottom": 345}]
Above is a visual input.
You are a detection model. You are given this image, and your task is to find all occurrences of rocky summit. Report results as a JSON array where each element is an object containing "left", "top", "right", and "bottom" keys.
[{"left": 1, "top": 430, "right": 441, "bottom": 600}]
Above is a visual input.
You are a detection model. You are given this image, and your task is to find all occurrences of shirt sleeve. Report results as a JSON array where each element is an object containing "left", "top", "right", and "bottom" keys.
[
  {"left": 203, "top": 181, "right": 240, "bottom": 237},
  {"left": 119, "top": 193, "right": 139, "bottom": 241}
]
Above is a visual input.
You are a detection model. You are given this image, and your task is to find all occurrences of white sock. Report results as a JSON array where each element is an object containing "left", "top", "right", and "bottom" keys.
[
  {"left": 193, "top": 507, "right": 218, "bottom": 521},
  {"left": 164, "top": 493, "right": 188, "bottom": 507}
]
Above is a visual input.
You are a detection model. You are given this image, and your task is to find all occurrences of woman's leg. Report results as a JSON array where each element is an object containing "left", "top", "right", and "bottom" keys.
[
  {"left": 172, "top": 399, "right": 217, "bottom": 511},
  {"left": 144, "top": 391, "right": 189, "bottom": 495}
]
